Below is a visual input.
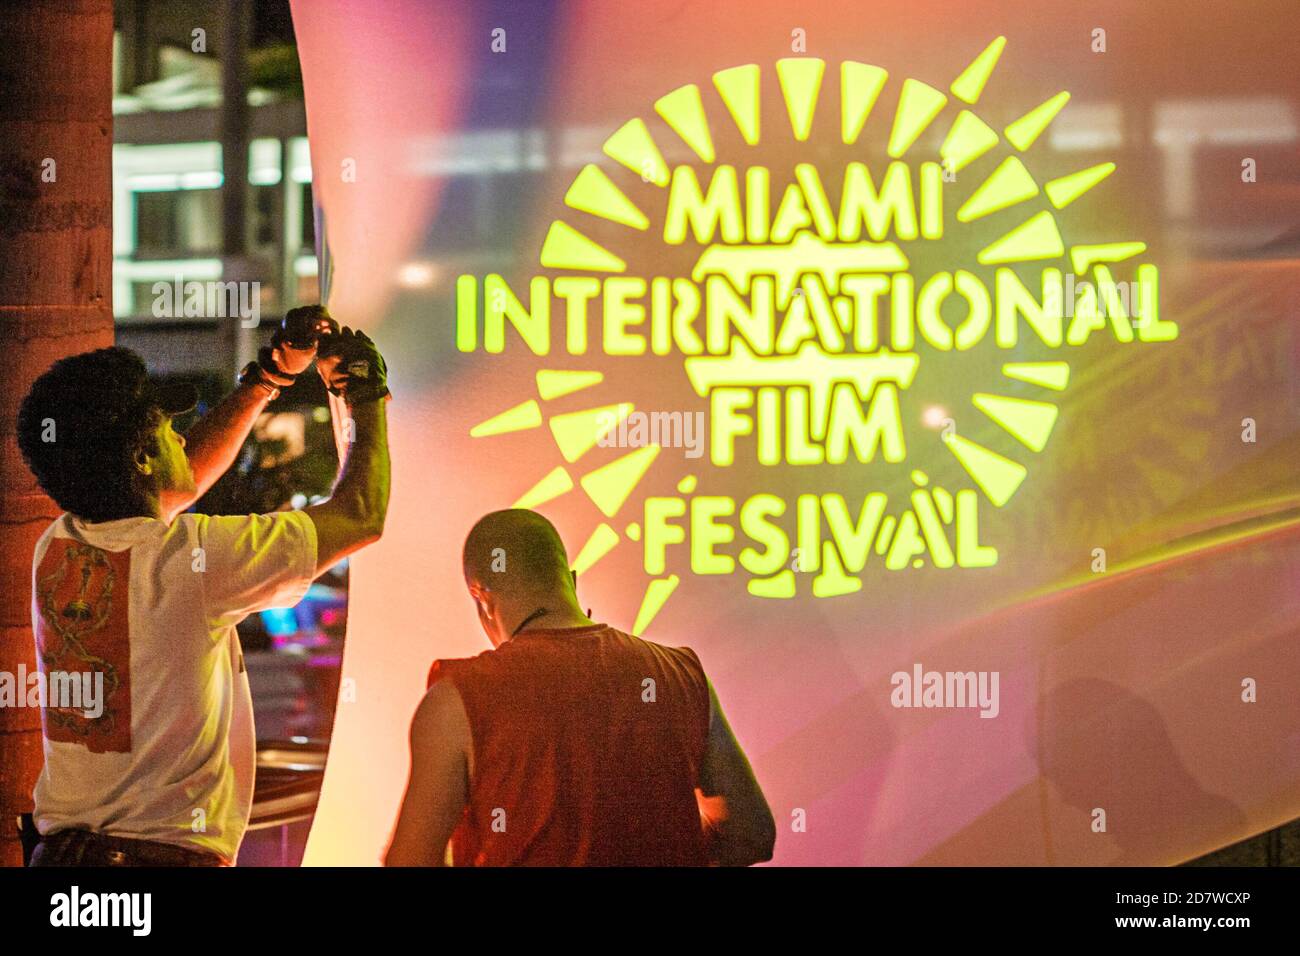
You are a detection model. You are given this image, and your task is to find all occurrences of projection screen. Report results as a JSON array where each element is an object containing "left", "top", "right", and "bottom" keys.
[{"left": 290, "top": 0, "right": 1300, "bottom": 866}]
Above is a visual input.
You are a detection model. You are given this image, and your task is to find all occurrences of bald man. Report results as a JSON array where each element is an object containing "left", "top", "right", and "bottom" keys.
[{"left": 385, "top": 509, "right": 775, "bottom": 866}]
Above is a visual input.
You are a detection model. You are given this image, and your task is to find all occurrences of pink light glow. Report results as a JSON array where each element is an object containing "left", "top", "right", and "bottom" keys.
[{"left": 292, "top": 0, "right": 1300, "bottom": 866}]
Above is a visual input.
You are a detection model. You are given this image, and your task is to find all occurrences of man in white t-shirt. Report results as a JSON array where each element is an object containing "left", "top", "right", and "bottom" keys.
[{"left": 14, "top": 308, "right": 391, "bottom": 866}]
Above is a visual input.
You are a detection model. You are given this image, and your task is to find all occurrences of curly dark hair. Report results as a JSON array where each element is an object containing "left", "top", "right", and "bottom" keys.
[{"left": 16, "top": 347, "right": 167, "bottom": 522}]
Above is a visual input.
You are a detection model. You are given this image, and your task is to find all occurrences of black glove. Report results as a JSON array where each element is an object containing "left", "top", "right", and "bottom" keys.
[{"left": 316, "top": 327, "right": 390, "bottom": 404}]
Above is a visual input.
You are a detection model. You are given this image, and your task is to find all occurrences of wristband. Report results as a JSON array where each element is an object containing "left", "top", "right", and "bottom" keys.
[{"left": 237, "top": 360, "right": 284, "bottom": 400}]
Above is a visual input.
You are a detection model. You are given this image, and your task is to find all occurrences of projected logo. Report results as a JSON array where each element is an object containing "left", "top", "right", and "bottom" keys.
[{"left": 455, "top": 38, "right": 1178, "bottom": 632}]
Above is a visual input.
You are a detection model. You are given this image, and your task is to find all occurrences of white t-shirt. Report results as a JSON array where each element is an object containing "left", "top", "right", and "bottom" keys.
[{"left": 30, "top": 509, "right": 318, "bottom": 864}]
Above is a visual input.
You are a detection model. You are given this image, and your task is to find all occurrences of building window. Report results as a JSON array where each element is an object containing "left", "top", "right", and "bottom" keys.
[{"left": 134, "top": 189, "right": 221, "bottom": 255}]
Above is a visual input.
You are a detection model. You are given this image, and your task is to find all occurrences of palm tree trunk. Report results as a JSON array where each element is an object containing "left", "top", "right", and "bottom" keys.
[{"left": 0, "top": 0, "right": 114, "bottom": 867}]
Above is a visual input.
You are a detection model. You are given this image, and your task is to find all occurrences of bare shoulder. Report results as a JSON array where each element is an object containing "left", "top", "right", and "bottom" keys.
[{"left": 412, "top": 678, "right": 469, "bottom": 737}]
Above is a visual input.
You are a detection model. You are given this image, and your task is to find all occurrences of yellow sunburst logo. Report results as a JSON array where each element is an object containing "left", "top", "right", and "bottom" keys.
[{"left": 455, "top": 38, "right": 1178, "bottom": 633}]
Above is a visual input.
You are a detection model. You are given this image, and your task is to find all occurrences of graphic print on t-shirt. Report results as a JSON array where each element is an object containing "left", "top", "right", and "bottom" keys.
[{"left": 34, "top": 542, "right": 133, "bottom": 753}]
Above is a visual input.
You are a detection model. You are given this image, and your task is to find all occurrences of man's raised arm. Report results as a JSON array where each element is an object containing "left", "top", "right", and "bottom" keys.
[
  {"left": 306, "top": 327, "right": 392, "bottom": 576},
  {"left": 162, "top": 308, "right": 330, "bottom": 520}
]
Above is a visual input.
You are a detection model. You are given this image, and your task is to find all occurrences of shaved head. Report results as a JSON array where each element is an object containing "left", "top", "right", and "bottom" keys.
[{"left": 462, "top": 509, "right": 573, "bottom": 595}]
